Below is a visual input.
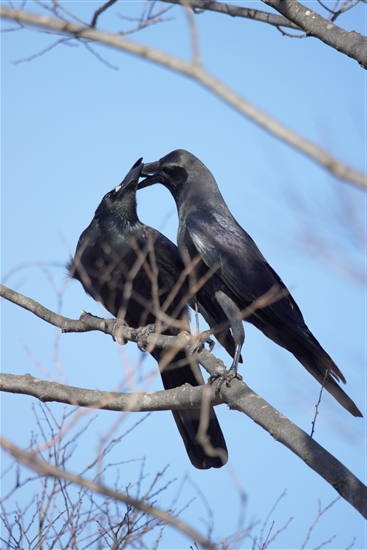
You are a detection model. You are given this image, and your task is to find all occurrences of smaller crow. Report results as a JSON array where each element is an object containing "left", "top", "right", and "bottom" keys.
[{"left": 68, "top": 159, "right": 229, "bottom": 468}]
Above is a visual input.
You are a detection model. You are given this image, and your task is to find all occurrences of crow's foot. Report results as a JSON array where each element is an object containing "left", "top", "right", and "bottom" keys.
[
  {"left": 189, "top": 330, "right": 215, "bottom": 354},
  {"left": 223, "top": 364, "right": 243, "bottom": 387},
  {"left": 211, "top": 343, "right": 243, "bottom": 388},
  {"left": 132, "top": 324, "right": 157, "bottom": 352},
  {"left": 111, "top": 318, "right": 128, "bottom": 344},
  {"left": 209, "top": 363, "right": 242, "bottom": 391}
]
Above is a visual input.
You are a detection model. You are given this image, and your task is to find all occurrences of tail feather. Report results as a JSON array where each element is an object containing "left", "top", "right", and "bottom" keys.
[
  {"left": 253, "top": 312, "right": 362, "bottom": 417},
  {"left": 151, "top": 348, "right": 228, "bottom": 469},
  {"left": 276, "top": 325, "right": 362, "bottom": 418},
  {"left": 293, "top": 344, "right": 362, "bottom": 418}
]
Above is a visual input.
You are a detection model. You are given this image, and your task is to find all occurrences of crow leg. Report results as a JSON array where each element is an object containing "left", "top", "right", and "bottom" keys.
[{"left": 210, "top": 290, "right": 244, "bottom": 387}]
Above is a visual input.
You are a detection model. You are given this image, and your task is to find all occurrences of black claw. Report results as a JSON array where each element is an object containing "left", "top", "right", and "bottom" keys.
[
  {"left": 111, "top": 318, "right": 128, "bottom": 344},
  {"left": 207, "top": 336, "right": 215, "bottom": 352}
]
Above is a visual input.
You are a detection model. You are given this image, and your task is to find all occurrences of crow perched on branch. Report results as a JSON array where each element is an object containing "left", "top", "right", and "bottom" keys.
[
  {"left": 68, "top": 159, "right": 229, "bottom": 468},
  {"left": 139, "top": 149, "right": 362, "bottom": 418}
]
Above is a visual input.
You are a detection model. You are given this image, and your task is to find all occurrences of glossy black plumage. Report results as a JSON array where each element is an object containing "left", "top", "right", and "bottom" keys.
[
  {"left": 139, "top": 149, "right": 362, "bottom": 418},
  {"left": 68, "top": 159, "right": 229, "bottom": 468}
]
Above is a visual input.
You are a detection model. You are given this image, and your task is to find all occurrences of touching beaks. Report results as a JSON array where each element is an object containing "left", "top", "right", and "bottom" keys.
[
  {"left": 138, "top": 161, "right": 161, "bottom": 188},
  {"left": 115, "top": 158, "right": 143, "bottom": 193},
  {"left": 140, "top": 161, "right": 160, "bottom": 176}
]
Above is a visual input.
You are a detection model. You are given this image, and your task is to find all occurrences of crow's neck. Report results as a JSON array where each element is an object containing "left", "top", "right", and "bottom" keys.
[
  {"left": 170, "top": 181, "right": 230, "bottom": 219},
  {"left": 97, "top": 201, "right": 140, "bottom": 234}
]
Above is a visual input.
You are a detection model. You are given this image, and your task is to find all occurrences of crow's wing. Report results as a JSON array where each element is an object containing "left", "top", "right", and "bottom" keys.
[{"left": 185, "top": 209, "right": 305, "bottom": 328}]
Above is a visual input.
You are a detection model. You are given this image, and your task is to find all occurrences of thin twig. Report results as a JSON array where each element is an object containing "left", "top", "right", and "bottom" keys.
[
  {"left": 310, "top": 370, "right": 329, "bottom": 437},
  {"left": 160, "top": 0, "right": 301, "bottom": 30},
  {"left": 90, "top": 0, "right": 118, "bottom": 28},
  {"left": 0, "top": 436, "right": 218, "bottom": 550},
  {"left": 300, "top": 497, "right": 340, "bottom": 549}
]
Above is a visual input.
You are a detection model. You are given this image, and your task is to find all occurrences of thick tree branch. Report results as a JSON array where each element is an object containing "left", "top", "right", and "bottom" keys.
[
  {"left": 219, "top": 378, "right": 367, "bottom": 519},
  {"left": 0, "top": 372, "right": 223, "bottom": 412},
  {"left": 262, "top": 0, "right": 367, "bottom": 69},
  {"left": 1, "top": 284, "right": 366, "bottom": 517},
  {"left": 0, "top": 436, "right": 217, "bottom": 550},
  {"left": 0, "top": 6, "right": 365, "bottom": 190}
]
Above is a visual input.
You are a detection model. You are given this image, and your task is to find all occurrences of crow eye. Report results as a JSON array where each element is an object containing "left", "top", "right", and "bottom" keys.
[{"left": 162, "top": 166, "right": 187, "bottom": 183}]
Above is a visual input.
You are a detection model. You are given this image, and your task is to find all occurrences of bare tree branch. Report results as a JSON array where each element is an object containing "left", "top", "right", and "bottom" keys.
[
  {"left": 160, "top": 0, "right": 301, "bottom": 30},
  {"left": 0, "top": 372, "right": 223, "bottom": 412},
  {"left": 0, "top": 282, "right": 187, "bottom": 332},
  {"left": 0, "top": 6, "right": 365, "bottom": 190},
  {"left": 0, "top": 436, "right": 218, "bottom": 550},
  {"left": 1, "top": 284, "right": 366, "bottom": 518},
  {"left": 90, "top": 0, "right": 118, "bottom": 28},
  {"left": 262, "top": 0, "right": 367, "bottom": 68},
  {"left": 218, "top": 378, "right": 367, "bottom": 519},
  {"left": 0, "top": 283, "right": 227, "bottom": 379},
  {"left": 300, "top": 496, "right": 340, "bottom": 549}
]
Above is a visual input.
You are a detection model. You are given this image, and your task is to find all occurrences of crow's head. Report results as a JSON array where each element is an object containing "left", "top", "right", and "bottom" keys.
[
  {"left": 141, "top": 149, "right": 190, "bottom": 185},
  {"left": 95, "top": 158, "right": 143, "bottom": 224},
  {"left": 139, "top": 149, "right": 221, "bottom": 209}
]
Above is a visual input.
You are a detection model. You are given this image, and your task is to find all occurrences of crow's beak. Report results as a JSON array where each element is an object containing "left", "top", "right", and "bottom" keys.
[
  {"left": 115, "top": 158, "right": 143, "bottom": 193},
  {"left": 139, "top": 161, "right": 161, "bottom": 189}
]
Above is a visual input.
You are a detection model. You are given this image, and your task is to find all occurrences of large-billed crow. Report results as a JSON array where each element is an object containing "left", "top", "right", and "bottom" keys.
[
  {"left": 139, "top": 149, "right": 362, "bottom": 417},
  {"left": 68, "top": 159, "right": 229, "bottom": 468}
]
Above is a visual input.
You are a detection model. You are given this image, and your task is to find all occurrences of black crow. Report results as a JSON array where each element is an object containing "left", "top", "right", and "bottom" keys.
[
  {"left": 139, "top": 149, "right": 362, "bottom": 418},
  {"left": 68, "top": 159, "right": 229, "bottom": 468}
]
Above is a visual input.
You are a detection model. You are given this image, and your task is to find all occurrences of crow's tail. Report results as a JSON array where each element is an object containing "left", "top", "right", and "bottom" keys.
[
  {"left": 285, "top": 326, "right": 362, "bottom": 417},
  {"left": 151, "top": 348, "right": 228, "bottom": 469}
]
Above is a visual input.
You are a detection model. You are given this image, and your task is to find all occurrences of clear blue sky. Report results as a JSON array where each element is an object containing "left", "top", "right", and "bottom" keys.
[{"left": 1, "top": 1, "right": 366, "bottom": 548}]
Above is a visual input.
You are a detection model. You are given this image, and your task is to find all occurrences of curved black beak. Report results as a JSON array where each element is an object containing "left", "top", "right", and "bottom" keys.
[
  {"left": 138, "top": 161, "right": 161, "bottom": 189},
  {"left": 115, "top": 158, "right": 143, "bottom": 193}
]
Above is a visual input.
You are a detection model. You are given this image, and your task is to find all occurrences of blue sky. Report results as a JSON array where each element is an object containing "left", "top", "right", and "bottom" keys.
[{"left": 1, "top": 1, "right": 366, "bottom": 548}]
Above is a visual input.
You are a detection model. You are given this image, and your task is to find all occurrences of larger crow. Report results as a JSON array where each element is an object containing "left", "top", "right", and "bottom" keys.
[
  {"left": 68, "top": 159, "right": 229, "bottom": 469},
  {"left": 139, "top": 149, "right": 362, "bottom": 418}
]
